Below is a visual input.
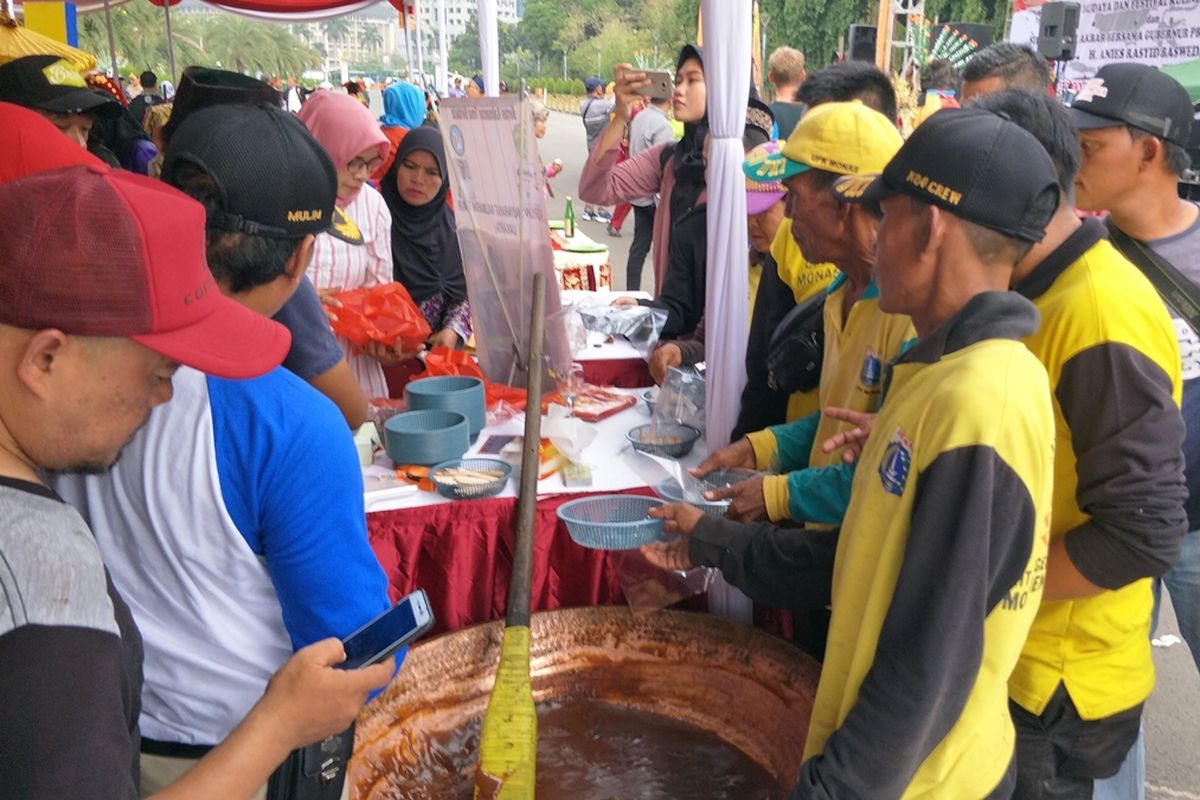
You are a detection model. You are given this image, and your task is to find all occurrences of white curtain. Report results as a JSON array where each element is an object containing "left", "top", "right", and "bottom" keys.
[
  {"left": 702, "top": 0, "right": 753, "bottom": 622},
  {"left": 478, "top": 0, "right": 499, "bottom": 96}
]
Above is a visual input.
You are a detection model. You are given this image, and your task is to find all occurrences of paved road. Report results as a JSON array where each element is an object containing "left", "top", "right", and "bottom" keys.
[{"left": 535, "top": 109, "right": 640, "bottom": 291}]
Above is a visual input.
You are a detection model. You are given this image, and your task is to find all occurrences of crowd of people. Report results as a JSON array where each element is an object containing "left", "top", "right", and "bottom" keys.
[{"left": 0, "top": 28, "right": 1198, "bottom": 800}]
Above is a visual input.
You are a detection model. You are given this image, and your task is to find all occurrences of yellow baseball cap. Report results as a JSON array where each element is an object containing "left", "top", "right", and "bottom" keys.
[{"left": 744, "top": 100, "right": 902, "bottom": 182}]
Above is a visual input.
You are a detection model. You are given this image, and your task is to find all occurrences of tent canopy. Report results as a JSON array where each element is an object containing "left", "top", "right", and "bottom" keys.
[
  {"left": 14, "top": 0, "right": 384, "bottom": 20},
  {"left": 1161, "top": 58, "right": 1200, "bottom": 104}
]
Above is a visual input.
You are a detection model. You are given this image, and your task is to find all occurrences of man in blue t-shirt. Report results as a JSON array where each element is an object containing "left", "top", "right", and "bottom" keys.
[{"left": 53, "top": 103, "right": 393, "bottom": 796}]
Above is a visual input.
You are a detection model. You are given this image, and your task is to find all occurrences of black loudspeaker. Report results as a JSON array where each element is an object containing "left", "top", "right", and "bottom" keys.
[
  {"left": 1037, "top": 1, "right": 1081, "bottom": 60},
  {"left": 946, "top": 22, "right": 994, "bottom": 48},
  {"left": 848, "top": 24, "right": 877, "bottom": 62}
]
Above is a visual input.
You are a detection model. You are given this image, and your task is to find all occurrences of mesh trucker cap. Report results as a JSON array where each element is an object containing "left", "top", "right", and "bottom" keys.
[
  {"left": 745, "top": 100, "right": 902, "bottom": 182},
  {"left": 162, "top": 103, "right": 338, "bottom": 238},
  {"left": 0, "top": 163, "right": 291, "bottom": 379},
  {"left": 0, "top": 55, "right": 121, "bottom": 117},
  {"left": 834, "top": 107, "right": 1060, "bottom": 243},
  {"left": 1068, "top": 62, "right": 1193, "bottom": 148},
  {"left": 161, "top": 66, "right": 282, "bottom": 144}
]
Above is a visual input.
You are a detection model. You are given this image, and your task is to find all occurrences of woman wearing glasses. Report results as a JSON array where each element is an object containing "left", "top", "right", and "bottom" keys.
[{"left": 299, "top": 89, "right": 409, "bottom": 398}]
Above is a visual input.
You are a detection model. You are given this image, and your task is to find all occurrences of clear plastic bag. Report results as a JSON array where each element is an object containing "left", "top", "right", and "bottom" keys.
[
  {"left": 574, "top": 303, "right": 669, "bottom": 360},
  {"left": 654, "top": 365, "right": 706, "bottom": 435},
  {"left": 615, "top": 549, "right": 719, "bottom": 614}
]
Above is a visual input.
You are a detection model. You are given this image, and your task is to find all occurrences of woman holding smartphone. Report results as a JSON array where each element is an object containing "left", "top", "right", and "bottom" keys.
[{"left": 578, "top": 45, "right": 708, "bottom": 296}]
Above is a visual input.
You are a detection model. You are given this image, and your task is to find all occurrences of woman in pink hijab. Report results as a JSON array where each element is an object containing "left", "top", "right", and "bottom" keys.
[{"left": 298, "top": 89, "right": 408, "bottom": 399}]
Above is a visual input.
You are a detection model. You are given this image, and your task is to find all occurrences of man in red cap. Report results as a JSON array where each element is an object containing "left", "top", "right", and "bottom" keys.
[{"left": 0, "top": 102, "right": 392, "bottom": 799}]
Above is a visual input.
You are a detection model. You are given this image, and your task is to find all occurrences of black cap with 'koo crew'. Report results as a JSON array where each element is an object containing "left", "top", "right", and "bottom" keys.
[{"left": 834, "top": 107, "right": 1061, "bottom": 244}]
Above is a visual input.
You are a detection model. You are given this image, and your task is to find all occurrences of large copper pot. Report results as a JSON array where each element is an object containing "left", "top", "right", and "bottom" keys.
[{"left": 350, "top": 607, "right": 821, "bottom": 798}]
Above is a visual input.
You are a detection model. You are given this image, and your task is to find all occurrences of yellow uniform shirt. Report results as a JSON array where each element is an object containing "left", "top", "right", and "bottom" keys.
[
  {"left": 1010, "top": 222, "right": 1185, "bottom": 720},
  {"left": 798, "top": 292, "right": 1055, "bottom": 798}
]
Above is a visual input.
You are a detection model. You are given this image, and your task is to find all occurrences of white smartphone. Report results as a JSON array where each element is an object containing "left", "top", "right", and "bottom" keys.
[
  {"left": 634, "top": 69, "right": 674, "bottom": 100},
  {"left": 337, "top": 589, "right": 435, "bottom": 670}
]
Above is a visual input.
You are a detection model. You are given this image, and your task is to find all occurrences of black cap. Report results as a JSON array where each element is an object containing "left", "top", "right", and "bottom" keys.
[
  {"left": 0, "top": 55, "right": 120, "bottom": 117},
  {"left": 1068, "top": 63, "right": 1193, "bottom": 147},
  {"left": 161, "top": 66, "right": 281, "bottom": 145},
  {"left": 162, "top": 103, "right": 337, "bottom": 239},
  {"left": 835, "top": 107, "right": 1059, "bottom": 243}
]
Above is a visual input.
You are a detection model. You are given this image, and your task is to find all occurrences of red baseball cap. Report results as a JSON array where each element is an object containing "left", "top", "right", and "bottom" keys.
[
  {"left": 0, "top": 154, "right": 291, "bottom": 379},
  {"left": 0, "top": 101, "right": 100, "bottom": 182}
]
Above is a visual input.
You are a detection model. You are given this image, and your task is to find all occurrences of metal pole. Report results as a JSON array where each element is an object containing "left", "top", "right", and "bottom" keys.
[
  {"left": 400, "top": 6, "right": 413, "bottom": 80},
  {"left": 478, "top": 0, "right": 498, "bottom": 96},
  {"left": 163, "top": 0, "right": 177, "bottom": 85},
  {"left": 561, "top": 49, "right": 566, "bottom": 80},
  {"left": 437, "top": 0, "right": 448, "bottom": 95},
  {"left": 414, "top": 1, "right": 426, "bottom": 90}
]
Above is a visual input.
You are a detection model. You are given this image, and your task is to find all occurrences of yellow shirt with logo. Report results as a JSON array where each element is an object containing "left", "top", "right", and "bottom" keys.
[
  {"left": 747, "top": 274, "right": 915, "bottom": 522},
  {"left": 1010, "top": 227, "right": 1184, "bottom": 720},
  {"left": 798, "top": 292, "right": 1054, "bottom": 797}
]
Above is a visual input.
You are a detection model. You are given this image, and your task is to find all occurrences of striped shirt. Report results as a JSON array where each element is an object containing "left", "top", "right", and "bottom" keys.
[{"left": 307, "top": 184, "right": 394, "bottom": 399}]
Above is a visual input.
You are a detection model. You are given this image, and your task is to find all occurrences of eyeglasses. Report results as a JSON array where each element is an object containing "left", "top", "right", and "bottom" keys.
[{"left": 348, "top": 155, "right": 384, "bottom": 174}]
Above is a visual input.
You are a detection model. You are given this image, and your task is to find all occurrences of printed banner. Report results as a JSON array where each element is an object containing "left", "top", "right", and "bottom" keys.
[
  {"left": 1010, "top": 0, "right": 1200, "bottom": 85},
  {"left": 438, "top": 96, "right": 570, "bottom": 388}
]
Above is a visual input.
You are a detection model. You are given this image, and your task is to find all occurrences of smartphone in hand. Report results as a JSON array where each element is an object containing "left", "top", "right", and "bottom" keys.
[
  {"left": 337, "top": 589, "right": 435, "bottom": 670},
  {"left": 633, "top": 70, "right": 674, "bottom": 100}
]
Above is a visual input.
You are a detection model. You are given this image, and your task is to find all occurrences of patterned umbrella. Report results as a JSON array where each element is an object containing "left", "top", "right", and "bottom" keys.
[{"left": 0, "top": 9, "right": 97, "bottom": 71}]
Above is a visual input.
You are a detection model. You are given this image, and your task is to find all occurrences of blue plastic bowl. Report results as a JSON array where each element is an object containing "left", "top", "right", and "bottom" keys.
[
  {"left": 557, "top": 494, "right": 670, "bottom": 550},
  {"left": 405, "top": 376, "right": 486, "bottom": 439},
  {"left": 626, "top": 423, "right": 702, "bottom": 459},
  {"left": 384, "top": 409, "right": 470, "bottom": 467},
  {"left": 430, "top": 458, "right": 512, "bottom": 500}
]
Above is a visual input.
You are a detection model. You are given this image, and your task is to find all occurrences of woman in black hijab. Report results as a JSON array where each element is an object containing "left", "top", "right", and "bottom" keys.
[{"left": 380, "top": 127, "right": 471, "bottom": 349}]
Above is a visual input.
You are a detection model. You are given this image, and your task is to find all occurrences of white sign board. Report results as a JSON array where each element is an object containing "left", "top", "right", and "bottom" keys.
[
  {"left": 438, "top": 96, "right": 570, "bottom": 388},
  {"left": 1010, "top": 0, "right": 1200, "bottom": 83}
]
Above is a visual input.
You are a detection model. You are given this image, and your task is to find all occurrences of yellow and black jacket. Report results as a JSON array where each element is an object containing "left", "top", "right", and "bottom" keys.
[
  {"left": 690, "top": 292, "right": 1055, "bottom": 798},
  {"left": 745, "top": 274, "right": 915, "bottom": 524},
  {"left": 1010, "top": 218, "right": 1187, "bottom": 720}
]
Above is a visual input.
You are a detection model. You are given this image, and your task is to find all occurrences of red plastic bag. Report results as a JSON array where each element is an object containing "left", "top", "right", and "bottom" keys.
[
  {"left": 328, "top": 283, "right": 431, "bottom": 352},
  {"left": 418, "top": 347, "right": 528, "bottom": 410}
]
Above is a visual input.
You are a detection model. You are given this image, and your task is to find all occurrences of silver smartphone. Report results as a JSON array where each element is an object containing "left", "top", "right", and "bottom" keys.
[
  {"left": 634, "top": 69, "right": 674, "bottom": 100},
  {"left": 337, "top": 589, "right": 434, "bottom": 670}
]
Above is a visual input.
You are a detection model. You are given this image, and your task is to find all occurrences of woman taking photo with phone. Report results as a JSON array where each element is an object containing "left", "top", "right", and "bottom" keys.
[
  {"left": 380, "top": 127, "right": 472, "bottom": 350},
  {"left": 579, "top": 44, "right": 707, "bottom": 295}
]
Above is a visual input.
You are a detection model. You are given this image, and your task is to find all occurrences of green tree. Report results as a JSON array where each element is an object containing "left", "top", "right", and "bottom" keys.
[
  {"left": 78, "top": 2, "right": 204, "bottom": 76},
  {"left": 321, "top": 17, "right": 351, "bottom": 43},
  {"left": 359, "top": 25, "right": 383, "bottom": 52}
]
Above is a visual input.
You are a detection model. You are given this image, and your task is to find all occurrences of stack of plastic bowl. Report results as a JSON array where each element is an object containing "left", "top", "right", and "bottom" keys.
[
  {"left": 384, "top": 409, "right": 470, "bottom": 467},
  {"left": 556, "top": 495, "right": 670, "bottom": 550},
  {"left": 405, "top": 376, "right": 487, "bottom": 442}
]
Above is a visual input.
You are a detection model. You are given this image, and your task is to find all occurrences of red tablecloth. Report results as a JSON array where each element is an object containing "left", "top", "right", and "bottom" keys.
[
  {"left": 579, "top": 357, "right": 653, "bottom": 389},
  {"left": 367, "top": 488, "right": 656, "bottom": 635}
]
